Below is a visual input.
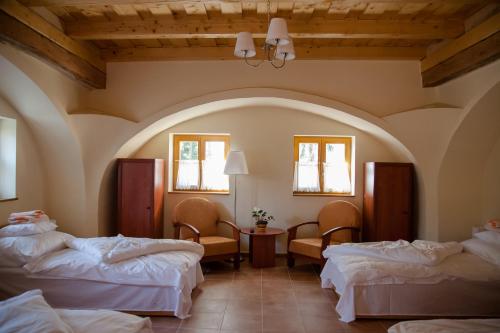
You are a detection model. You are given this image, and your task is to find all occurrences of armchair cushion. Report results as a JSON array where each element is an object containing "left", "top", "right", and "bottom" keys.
[
  {"left": 174, "top": 198, "right": 219, "bottom": 237},
  {"left": 188, "top": 236, "right": 238, "bottom": 257},
  {"left": 289, "top": 238, "right": 339, "bottom": 259},
  {"left": 318, "top": 201, "right": 361, "bottom": 243}
]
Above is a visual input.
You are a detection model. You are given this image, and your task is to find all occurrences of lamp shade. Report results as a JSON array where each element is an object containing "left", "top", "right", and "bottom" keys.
[
  {"left": 276, "top": 38, "right": 296, "bottom": 60},
  {"left": 234, "top": 32, "right": 256, "bottom": 58},
  {"left": 266, "top": 18, "right": 290, "bottom": 46},
  {"left": 224, "top": 151, "right": 249, "bottom": 175}
]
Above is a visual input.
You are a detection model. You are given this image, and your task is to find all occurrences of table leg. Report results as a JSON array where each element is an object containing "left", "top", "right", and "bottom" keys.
[
  {"left": 252, "top": 235, "right": 276, "bottom": 268},
  {"left": 248, "top": 234, "right": 253, "bottom": 263}
]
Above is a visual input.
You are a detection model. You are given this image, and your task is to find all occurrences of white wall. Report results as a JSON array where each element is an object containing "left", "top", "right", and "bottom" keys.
[
  {"left": 0, "top": 97, "right": 46, "bottom": 223},
  {"left": 133, "top": 106, "right": 404, "bottom": 253},
  {"left": 1, "top": 40, "right": 499, "bottom": 242},
  {"left": 438, "top": 83, "right": 500, "bottom": 241},
  {"left": 86, "top": 60, "right": 435, "bottom": 121},
  {"left": 482, "top": 136, "right": 500, "bottom": 223},
  {"left": 383, "top": 107, "right": 463, "bottom": 239},
  {"left": 0, "top": 46, "right": 89, "bottom": 236}
]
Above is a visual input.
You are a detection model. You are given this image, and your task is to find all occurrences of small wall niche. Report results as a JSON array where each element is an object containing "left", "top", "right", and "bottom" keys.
[{"left": 0, "top": 116, "right": 16, "bottom": 200}]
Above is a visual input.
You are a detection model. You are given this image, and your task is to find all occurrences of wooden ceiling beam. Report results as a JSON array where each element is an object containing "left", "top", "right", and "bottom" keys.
[
  {"left": 420, "top": 12, "right": 500, "bottom": 87},
  {"left": 65, "top": 17, "right": 464, "bottom": 40},
  {"left": 102, "top": 45, "right": 427, "bottom": 61},
  {"left": 421, "top": 31, "right": 500, "bottom": 87},
  {"left": 0, "top": 0, "right": 105, "bottom": 71},
  {"left": 0, "top": 6, "right": 105, "bottom": 89},
  {"left": 421, "top": 12, "right": 500, "bottom": 71},
  {"left": 18, "top": 0, "right": 484, "bottom": 6}
]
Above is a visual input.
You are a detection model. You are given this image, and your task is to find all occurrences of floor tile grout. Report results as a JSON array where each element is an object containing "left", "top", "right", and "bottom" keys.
[{"left": 161, "top": 259, "right": 393, "bottom": 333}]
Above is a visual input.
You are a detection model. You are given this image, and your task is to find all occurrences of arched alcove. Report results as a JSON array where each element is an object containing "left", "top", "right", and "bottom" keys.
[
  {"left": 0, "top": 53, "right": 88, "bottom": 236},
  {"left": 438, "top": 82, "right": 500, "bottom": 241},
  {"left": 97, "top": 89, "right": 417, "bottom": 238}
]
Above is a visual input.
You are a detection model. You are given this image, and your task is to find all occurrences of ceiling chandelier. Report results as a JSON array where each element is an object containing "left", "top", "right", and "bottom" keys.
[{"left": 234, "top": 0, "right": 295, "bottom": 68}]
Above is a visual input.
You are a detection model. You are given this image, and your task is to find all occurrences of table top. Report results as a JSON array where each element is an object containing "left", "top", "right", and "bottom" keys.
[{"left": 240, "top": 227, "right": 285, "bottom": 236}]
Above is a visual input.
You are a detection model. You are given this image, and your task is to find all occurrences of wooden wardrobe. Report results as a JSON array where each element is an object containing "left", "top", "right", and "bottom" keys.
[
  {"left": 117, "top": 158, "right": 165, "bottom": 238},
  {"left": 363, "top": 162, "right": 414, "bottom": 242}
]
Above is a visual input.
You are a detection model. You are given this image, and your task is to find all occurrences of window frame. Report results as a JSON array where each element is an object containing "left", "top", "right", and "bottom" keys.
[
  {"left": 293, "top": 135, "right": 354, "bottom": 196},
  {"left": 0, "top": 116, "right": 17, "bottom": 201},
  {"left": 171, "top": 134, "right": 230, "bottom": 194}
]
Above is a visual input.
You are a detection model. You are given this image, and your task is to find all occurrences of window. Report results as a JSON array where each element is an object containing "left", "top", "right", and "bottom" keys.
[
  {"left": 172, "top": 134, "right": 230, "bottom": 193},
  {"left": 0, "top": 116, "right": 16, "bottom": 200},
  {"left": 293, "top": 135, "right": 354, "bottom": 195}
]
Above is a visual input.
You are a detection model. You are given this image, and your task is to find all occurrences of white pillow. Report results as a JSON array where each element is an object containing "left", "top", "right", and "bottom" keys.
[
  {"left": 462, "top": 238, "right": 500, "bottom": 266},
  {"left": 473, "top": 231, "right": 500, "bottom": 245},
  {"left": 0, "top": 289, "right": 73, "bottom": 333},
  {"left": 0, "top": 220, "right": 57, "bottom": 237},
  {"left": 55, "top": 309, "right": 152, "bottom": 333},
  {"left": 484, "top": 223, "right": 500, "bottom": 233},
  {"left": 0, "top": 231, "right": 70, "bottom": 267}
]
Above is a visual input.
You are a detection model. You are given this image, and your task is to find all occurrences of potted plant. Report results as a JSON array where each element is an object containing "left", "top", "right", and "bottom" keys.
[{"left": 252, "top": 207, "right": 274, "bottom": 231}]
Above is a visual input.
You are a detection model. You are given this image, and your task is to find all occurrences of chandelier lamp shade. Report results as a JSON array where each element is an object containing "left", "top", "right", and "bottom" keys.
[
  {"left": 234, "top": 4, "right": 295, "bottom": 68},
  {"left": 265, "top": 18, "right": 290, "bottom": 46}
]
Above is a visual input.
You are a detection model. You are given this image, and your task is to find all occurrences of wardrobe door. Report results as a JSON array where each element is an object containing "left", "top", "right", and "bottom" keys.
[
  {"left": 375, "top": 164, "right": 413, "bottom": 241},
  {"left": 117, "top": 159, "right": 154, "bottom": 237},
  {"left": 363, "top": 162, "right": 414, "bottom": 242}
]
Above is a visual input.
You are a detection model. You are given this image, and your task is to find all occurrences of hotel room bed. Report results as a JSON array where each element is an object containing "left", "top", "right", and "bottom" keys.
[
  {"left": 320, "top": 236, "right": 500, "bottom": 322},
  {"left": 388, "top": 319, "right": 500, "bottom": 333},
  {"left": 0, "top": 230, "right": 204, "bottom": 319},
  {"left": 0, "top": 289, "right": 154, "bottom": 333}
]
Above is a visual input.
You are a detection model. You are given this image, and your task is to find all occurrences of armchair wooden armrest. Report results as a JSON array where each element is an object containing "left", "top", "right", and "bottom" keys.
[
  {"left": 287, "top": 221, "right": 319, "bottom": 246},
  {"left": 173, "top": 222, "right": 201, "bottom": 243},
  {"left": 320, "top": 226, "right": 361, "bottom": 252},
  {"left": 217, "top": 219, "right": 240, "bottom": 240}
]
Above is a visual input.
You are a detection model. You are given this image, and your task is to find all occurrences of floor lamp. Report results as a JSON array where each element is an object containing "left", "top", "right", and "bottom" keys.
[{"left": 224, "top": 150, "right": 249, "bottom": 262}]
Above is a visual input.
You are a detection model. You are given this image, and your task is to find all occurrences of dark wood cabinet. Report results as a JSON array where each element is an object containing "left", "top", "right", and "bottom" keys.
[
  {"left": 363, "top": 162, "right": 414, "bottom": 242},
  {"left": 117, "top": 158, "right": 165, "bottom": 238}
]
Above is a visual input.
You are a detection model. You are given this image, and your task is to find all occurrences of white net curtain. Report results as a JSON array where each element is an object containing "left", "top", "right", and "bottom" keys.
[
  {"left": 201, "top": 141, "right": 229, "bottom": 191},
  {"left": 324, "top": 143, "right": 351, "bottom": 193},
  {"left": 293, "top": 142, "right": 351, "bottom": 193},
  {"left": 176, "top": 140, "right": 228, "bottom": 191}
]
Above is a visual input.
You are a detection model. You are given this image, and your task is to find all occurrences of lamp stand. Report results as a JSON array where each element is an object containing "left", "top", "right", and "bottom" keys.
[
  {"left": 231, "top": 174, "right": 244, "bottom": 263},
  {"left": 233, "top": 174, "right": 238, "bottom": 226}
]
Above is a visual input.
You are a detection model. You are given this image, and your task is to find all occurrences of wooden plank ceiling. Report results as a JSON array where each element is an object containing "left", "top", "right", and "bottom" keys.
[{"left": 0, "top": 0, "right": 499, "bottom": 89}]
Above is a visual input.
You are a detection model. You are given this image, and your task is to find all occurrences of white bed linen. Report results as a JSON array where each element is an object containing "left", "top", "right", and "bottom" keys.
[
  {"left": 0, "top": 289, "right": 72, "bottom": 333},
  {"left": 0, "top": 265, "right": 203, "bottom": 319},
  {"left": 322, "top": 240, "right": 463, "bottom": 266},
  {"left": 55, "top": 308, "right": 153, "bottom": 333},
  {"left": 0, "top": 220, "right": 56, "bottom": 237},
  {"left": 0, "top": 289, "right": 153, "bottom": 333},
  {"left": 24, "top": 248, "right": 203, "bottom": 289},
  {"left": 388, "top": 319, "right": 500, "bottom": 333},
  {"left": 321, "top": 252, "right": 500, "bottom": 322},
  {"left": 0, "top": 231, "right": 69, "bottom": 267},
  {"left": 66, "top": 235, "right": 204, "bottom": 264}
]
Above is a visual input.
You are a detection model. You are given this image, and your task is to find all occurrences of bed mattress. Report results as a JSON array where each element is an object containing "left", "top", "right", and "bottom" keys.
[
  {"left": 0, "top": 262, "right": 203, "bottom": 319},
  {"left": 321, "top": 253, "right": 500, "bottom": 322}
]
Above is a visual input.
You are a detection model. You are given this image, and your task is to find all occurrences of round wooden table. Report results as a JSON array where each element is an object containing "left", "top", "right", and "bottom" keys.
[{"left": 240, "top": 227, "right": 285, "bottom": 268}]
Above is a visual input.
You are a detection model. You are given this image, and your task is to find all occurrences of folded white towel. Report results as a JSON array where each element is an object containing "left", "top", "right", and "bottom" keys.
[
  {"left": 8, "top": 214, "right": 49, "bottom": 225},
  {"left": 9, "top": 210, "right": 45, "bottom": 218}
]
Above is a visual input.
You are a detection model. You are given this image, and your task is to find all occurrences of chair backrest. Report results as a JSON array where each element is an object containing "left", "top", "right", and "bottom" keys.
[
  {"left": 174, "top": 197, "right": 219, "bottom": 238},
  {"left": 318, "top": 201, "right": 361, "bottom": 242}
]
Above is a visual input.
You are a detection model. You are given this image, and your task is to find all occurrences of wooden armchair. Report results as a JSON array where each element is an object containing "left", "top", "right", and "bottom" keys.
[
  {"left": 287, "top": 200, "right": 361, "bottom": 268},
  {"left": 173, "top": 197, "right": 240, "bottom": 269}
]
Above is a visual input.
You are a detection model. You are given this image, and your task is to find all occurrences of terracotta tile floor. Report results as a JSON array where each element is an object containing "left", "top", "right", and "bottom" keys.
[{"left": 151, "top": 257, "right": 400, "bottom": 333}]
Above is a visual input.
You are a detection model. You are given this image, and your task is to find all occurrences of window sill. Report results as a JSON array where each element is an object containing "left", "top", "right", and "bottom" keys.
[
  {"left": 0, "top": 197, "right": 18, "bottom": 202},
  {"left": 293, "top": 193, "right": 355, "bottom": 197},
  {"left": 168, "top": 191, "right": 230, "bottom": 195}
]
